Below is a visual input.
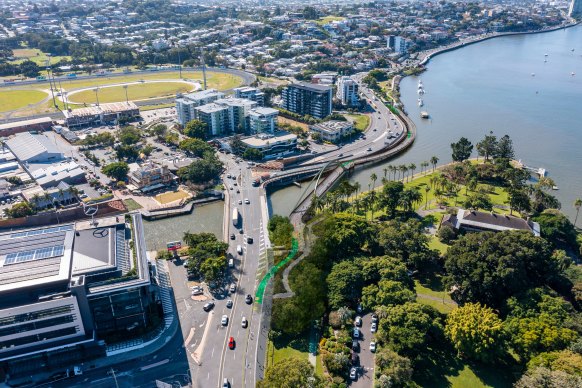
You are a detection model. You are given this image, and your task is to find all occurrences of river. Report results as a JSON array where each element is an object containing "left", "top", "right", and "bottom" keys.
[{"left": 273, "top": 24, "right": 582, "bottom": 219}]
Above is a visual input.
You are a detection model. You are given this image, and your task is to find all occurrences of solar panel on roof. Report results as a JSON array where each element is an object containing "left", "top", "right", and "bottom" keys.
[
  {"left": 4, "top": 245, "right": 65, "bottom": 265},
  {"left": 10, "top": 225, "right": 73, "bottom": 238}
]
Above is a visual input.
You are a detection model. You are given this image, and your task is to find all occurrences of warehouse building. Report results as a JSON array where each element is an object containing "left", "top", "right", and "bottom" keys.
[
  {"left": 0, "top": 214, "right": 161, "bottom": 380},
  {"left": 0, "top": 117, "right": 53, "bottom": 137},
  {"left": 4, "top": 132, "right": 65, "bottom": 164}
]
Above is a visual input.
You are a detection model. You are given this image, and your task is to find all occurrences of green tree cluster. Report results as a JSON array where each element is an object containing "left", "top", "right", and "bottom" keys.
[{"left": 102, "top": 162, "right": 129, "bottom": 181}]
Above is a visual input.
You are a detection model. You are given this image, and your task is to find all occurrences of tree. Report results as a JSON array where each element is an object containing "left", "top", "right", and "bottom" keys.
[
  {"left": 515, "top": 367, "right": 582, "bottom": 388},
  {"left": 179, "top": 138, "right": 213, "bottom": 157},
  {"left": 445, "top": 303, "right": 506, "bottom": 363},
  {"left": 438, "top": 225, "right": 457, "bottom": 244},
  {"left": 444, "top": 231, "right": 562, "bottom": 307},
  {"left": 379, "top": 181, "right": 404, "bottom": 218},
  {"left": 476, "top": 133, "right": 498, "bottom": 161},
  {"left": 7, "top": 202, "right": 35, "bottom": 218},
  {"left": 243, "top": 148, "right": 263, "bottom": 161},
  {"left": 495, "top": 134, "right": 514, "bottom": 159},
  {"left": 200, "top": 256, "right": 225, "bottom": 283},
  {"left": 534, "top": 209, "right": 578, "bottom": 248},
  {"left": 528, "top": 350, "right": 582, "bottom": 376},
  {"left": 358, "top": 256, "right": 413, "bottom": 288},
  {"left": 508, "top": 188, "right": 531, "bottom": 215},
  {"left": 184, "top": 119, "right": 208, "bottom": 139},
  {"left": 574, "top": 199, "right": 582, "bottom": 227},
  {"left": 463, "top": 192, "right": 493, "bottom": 211},
  {"left": 19, "top": 60, "right": 40, "bottom": 78},
  {"left": 361, "top": 279, "right": 415, "bottom": 310},
  {"left": 151, "top": 123, "right": 167, "bottom": 139},
  {"left": 259, "top": 358, "right": 323, "bottom": 388},
  {"left": 450, "top": 137, "right": 473, "bottom": 162},
  {"left": 177, "top": 154, "right": 223, "bottom": 185},
  {"left": 398, "top": 187, "right": 422, "bottom": 213},
  {"left": 102, "top": 162, "right": 129, "bottom": 181},
  {"left": 430, "top": 156, "right": 439, "bottom": 172},
  {"left": 376, "top": 302, "right": 443, "bottom": 357},
  {"left": 374, "top": 349, "right": 413, "bottom": 387},
  {"left": 327, "top": 261, "right": 364, "bottom": 309},
  {"left": 318, "top": 213, "right": 376, "bottom": 260},
  {"left": 378, "top": 219, "right": 436, "bottom": 269},
  {"left": 117, "top": 126, "right": 141, "bottom": 145}
]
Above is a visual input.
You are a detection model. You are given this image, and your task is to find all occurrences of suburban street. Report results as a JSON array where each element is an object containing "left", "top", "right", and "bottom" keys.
[{"left": 351, "top": 313, "right": 376, "bottom": 387}]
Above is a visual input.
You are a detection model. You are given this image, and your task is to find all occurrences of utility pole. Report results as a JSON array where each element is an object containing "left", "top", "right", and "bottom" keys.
[
  {"left": 46, "top": 55, "right": 57, "bottom": 109},
  {"left": 94, "top": 87, "right": 100, "bottom": 107},
  {"left": 123, "top": 85, "right": 129, "bottom": 104},
  {"left": 200, "top": 48, "right": 207, "bottom": 90}
]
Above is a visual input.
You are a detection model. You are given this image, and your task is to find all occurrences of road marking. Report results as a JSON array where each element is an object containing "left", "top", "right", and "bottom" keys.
[{"left": 140, "top": 358, "right": 169, "bottom": 371}]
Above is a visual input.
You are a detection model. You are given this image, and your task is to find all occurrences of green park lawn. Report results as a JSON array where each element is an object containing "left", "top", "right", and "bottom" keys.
[
  {"left": 345, "top": 114, "right": 371, "bottom": 132},
  {"left": 266, "top": 334, "right": 309, "bottom": 368},
  {"left": 0, "top": 90, "right": 48, "bottom": 112},
  {"left": 122, "top": 199, "right": 143, "bottom": 211},
  {"left": 10, "top": 48, "right": 71, "bottom": 65},
  {"left": 68, "top": 81, "right": 194, "bottom": 104}
]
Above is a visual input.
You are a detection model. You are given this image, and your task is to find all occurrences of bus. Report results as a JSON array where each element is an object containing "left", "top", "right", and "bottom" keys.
[{"left": 232, "top": 208, "right": 239, "bottom": 226}]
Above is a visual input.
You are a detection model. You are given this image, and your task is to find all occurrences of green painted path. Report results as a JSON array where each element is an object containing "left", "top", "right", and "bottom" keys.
[{"left": 255, "top": 238, "right": 298, "bottom": 304}]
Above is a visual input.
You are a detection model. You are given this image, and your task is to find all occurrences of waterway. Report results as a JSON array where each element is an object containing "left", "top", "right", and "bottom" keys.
[
  {"left": 142, "top": 201, "right": 224, "bottom": 250},
  {"left": 273, "top": 24, "right": 582, "bottom": 219}
]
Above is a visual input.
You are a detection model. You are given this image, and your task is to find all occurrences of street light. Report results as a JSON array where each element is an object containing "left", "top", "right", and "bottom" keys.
[
  {"left": 94, "top": 87, "right": 100, "bottom": 106},
  {"left": 123, "top": 84, "right": 129, "bottom": 104}
]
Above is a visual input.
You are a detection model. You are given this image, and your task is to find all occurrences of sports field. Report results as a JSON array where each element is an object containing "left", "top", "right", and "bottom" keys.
[
  {"left": 0, "top": 90, "right": 48, "bottom": 111},
  {"left": 68, "top": 81, "right": 194, "bottom": 104}
]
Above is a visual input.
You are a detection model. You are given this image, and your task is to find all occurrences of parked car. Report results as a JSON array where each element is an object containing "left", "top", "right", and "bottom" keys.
[
  {"left": 371, "top": 313, "right": 378, "bottom": 324},
  {"left": 352, "top": 340, "right": 360, "bottom": 352},
  {"left": 228, "top": 337, "right": 235, "bottom": 349},
  {"left": 191, "top": 286, "right": 203, "bottom": 296},
  {"left": 203, "top": 302, "right": 214, "bottom": 312},
  {"left": 370, "top": 341, "right": 377, "bottom": 352},
  {"left": 355, "top": 316, "right": 362, "bottom": 327},
  {"left": 350, "top": 367, "right": 358, "bottom": 380},
  {"left": 371, "top": 322, "right": 377, "bottom": 333},
  {"left": 226, "top": 300, "right": 233, "bottom": 308},
  {"left": 230, "top": 233, "right": 235, "bottom": 240},
  {"left": 353, "top": 327, "right": 360, "bottom": 339},
  {"left": 244, "top": 198, "right": 250, "bottom": 204},
  {"left": 221, "top": 315, "right": 229, "bottom": 326},
  {"left": 230, "top": 284, "right": 236, "bottom": 293}
]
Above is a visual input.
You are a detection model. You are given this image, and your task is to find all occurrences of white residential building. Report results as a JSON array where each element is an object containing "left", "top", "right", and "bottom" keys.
[
  {"left": 336, "top": 76, "right": 359, "bottom": 107},
  {"left": 175, "top": 89, "right": 225, "bottom": 126},
  {"left": 248, "top": 107, "right": 279, "bottom": 134},
  {"left": 387, "top": 35, "right": 410, "bottom": 54}
]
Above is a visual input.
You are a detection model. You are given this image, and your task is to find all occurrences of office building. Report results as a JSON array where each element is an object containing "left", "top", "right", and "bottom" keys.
[
  {"left": 63, "top": 102, "right": 140, "bottom": 128},
  {"left": 387, "top": 35, "right": 409, "bottom": 54},
  {"left": 241, "top": 132, "right": 297, "bottom": 160},
  {"left": 175, "top": 89, "right": 225, "bottom": 126},
  {"left": 281, "top": 82, "right": 333, "bottom": 119},
  {"left": 233, "top": 87, "right": 265, "bottom": 106},
  {"left": 248, "top": 107, "right": 279, "bottom": 134},
  {"left": 336, "top": 76, "right": 359, "bottom": 107},
  {"left": 310, "top": 121, "right": 354, "bottom": 143},
  {"left": 569, "top": 0, "right": 582, "bottom": 16},
  {"left": 0, "top": 214, "right": 160, "bottom": 379}
]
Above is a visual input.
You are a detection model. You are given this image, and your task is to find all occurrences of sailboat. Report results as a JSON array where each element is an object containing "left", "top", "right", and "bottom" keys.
[{"left": 418, "top": 98, "right": 423, "bottom": 107}]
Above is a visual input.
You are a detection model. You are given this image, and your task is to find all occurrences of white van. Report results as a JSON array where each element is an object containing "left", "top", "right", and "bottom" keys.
[
  {"left": 236, "top": 245, "right": 243, "bottom": 255},
  {"left": 228, "top": 258, "right": 234, "bottom": 268}
]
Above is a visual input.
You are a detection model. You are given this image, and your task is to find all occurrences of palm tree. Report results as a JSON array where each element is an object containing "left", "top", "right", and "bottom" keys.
[
  {"left": 353, "top": 182, "right": 361, "bottom": 202},
  {"left": 408, "top": 163, "right": 416, "bottom": 181},
  {"left": 423, "top": 161, "right": 430, "bottom": 174},
  {"left": 402, "top": 166, "right": 408, "bottom": 182},
  {"left": 43, "top": 192, "right": 51, "bottom": 208},
  {"left": 430, "top": 156, "right": 439, "bottom": 172},
  {"left": 31, "top": 193, "right": 41, "bottom": 209},
  {"left": 370, "top": 173, "right": 378, "bottom": 190},
  {"left": 383, "top": 167, "right": 389, "bottom": 180},
  {"left": 424, "top": 186, "right": 430, "bottom": 209},
  {"left": 574, "top": 198, "right": 582, "bottom": 227}
]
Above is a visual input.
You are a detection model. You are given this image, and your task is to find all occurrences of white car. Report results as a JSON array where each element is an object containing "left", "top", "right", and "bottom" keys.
[
  {"left": 370, "top": 341, "right": 377, "bottom": 352},
  {"left": 353, "top": 327, "right": 359, "bottom": 339},
  {"left": 241, "top": 317, "right": 248, "bottom": 328},
  {"left": 221, "top": 315, "right": 229, "bottom": 326},
  {"left": 355, "top": 316, "right": 362, "bottom": 327},
  {"left": 371, "top": 322, "right": 377, "bottom": 333},
  {"left": 244, "top": 198, "right": 250, "bottom": 204},
  {"left": 238, "top": 200, "right": 242, "bottom": 205}
]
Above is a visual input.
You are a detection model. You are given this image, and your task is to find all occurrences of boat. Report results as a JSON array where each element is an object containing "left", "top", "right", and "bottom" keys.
[
  {"left": 418, "top": 80, "right": 423, "bottom": 88},
  {"left": 531, "top": 73, "right": 535, "bottom": 77},
  {"left": 417, "top": 88, "right": 425, "bottom": 95},
  {"left": 544, "top": 53, "right": 548, "bottom": 56},
  {"left": 572, "top": 48, "right": 575, "bottom": 52},
  {"left": 572, "top": 72, "right": 576, "bottom": 76},
  {"left": 420, "top": 111, "right": 429, "bottom": 119},
  {"left": 552, "top": 185, "right": 559, "bottom": 191},
  {"left": 544, "top": 59, "right": 547, "bottom": 63},
  {"left": 418, "top": 98, "right": 423, "bottom": 107}
]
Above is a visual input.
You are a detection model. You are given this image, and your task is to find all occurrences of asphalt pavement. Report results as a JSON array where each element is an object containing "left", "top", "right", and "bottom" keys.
[{"left": 351, "top": 313, "right": 376, "bottom": 387}]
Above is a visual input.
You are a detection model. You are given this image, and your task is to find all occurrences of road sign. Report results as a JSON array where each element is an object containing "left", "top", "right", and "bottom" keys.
[{"left": 167, "top": 241, "right": 182, "bottom": 251}]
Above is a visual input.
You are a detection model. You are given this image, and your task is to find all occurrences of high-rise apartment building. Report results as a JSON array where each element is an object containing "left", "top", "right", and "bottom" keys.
[
  {"left": 233, "top": 87, "right": 265, "bottom": 106},
  {"left": 281, "top": 82, "right": 332, "bottom": 119},
  {"left": 175, "top": 89, "right": 225, "bottom": 126},
  {"left": 336, "top": 76, "right": 359, "bottom": 107}
]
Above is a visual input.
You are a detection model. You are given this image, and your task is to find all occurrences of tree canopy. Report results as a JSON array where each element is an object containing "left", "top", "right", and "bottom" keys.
[
  {"left": 259, "top": 358, "right": 323, "bottom": 388},
  {"left": 450, "top": 137, "right": 473, "bottom": 162},
  {"left": 102, "top": 162, "right": 129, "bottom": 181},
  {"left": 184, "top": 119, "right": 209, "bottom": 140}
]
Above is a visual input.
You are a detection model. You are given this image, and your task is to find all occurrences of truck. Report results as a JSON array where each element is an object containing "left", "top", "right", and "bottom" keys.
[{"left": 232, "top": 208, "right": 239, "bottom": 226}]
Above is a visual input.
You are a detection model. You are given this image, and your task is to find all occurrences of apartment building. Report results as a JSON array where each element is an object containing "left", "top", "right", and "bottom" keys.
[
  {"left": 336, "top": 76, "right": 359, "bottom": 107},
  {"left": 281, "top": 82, "right": 333, "bottom": 119},
  {"left": 175, "top": 89, "right": 225, "bottom": 126},
  {"left": 233, "top": 87, "right": 265, "bottom": 106},
  {"left": 248, "top": 107, "right": 279, "bottom": 134}
]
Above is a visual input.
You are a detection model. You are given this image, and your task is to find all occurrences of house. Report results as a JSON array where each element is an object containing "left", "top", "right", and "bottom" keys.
[
  {"left": 127, "top": 161, "right": 176, "bottom": 192},
  {"left": 441, "top": 209, "right": 541, "bottom": 236}
]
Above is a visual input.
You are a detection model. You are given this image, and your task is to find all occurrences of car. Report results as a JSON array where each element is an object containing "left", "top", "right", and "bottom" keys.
[
  {"left": 228, "top": 336, "right": 235, "bottom": 349},
  {"left": 221, "top": 315, "right": 229, "bottom": 326},
  {"left": 227, "top": 174, "right": 231, "bottom": 179},
  {"left": 246, "top": 236, "right": 253, "bottom": 244},
  {"left": 229, "top": 186, "right": 233, "bottom": 190},
  {"left": 223, "top": 378, "right": 230, "bottom": 388},
  {"left": 355, "top": 316, "right": 362, "bottom": 327},
  {"left": 373, "top": 128, "right": 377, "bottom": 131},
  {"left": 239, "top": 229, "right": 243, "bottom": 234},
  {"left": 226, "top": 299, "right": 233, "bottom": 308},
  {"left": 370, "top": 341, "right": 377, "bottom": 352},
  {"left": 230, "top": 233, "right": 235, "bottom": 240},
  {"left": 350, "top": 367, "right": 358, "bottom": 380},
  {"left": 371, "top": 322, "right": 377, "bottom": 333},
  {"left": 244, "top": 198, "right": 250, "bottom": 204},
  {"left": 238, "top": 199, "right": 242, "bottom": 205},
  {"left": 241, "top": 316, "right": 248, "bottom": 328},
  {"left": 230, "top": 284, "right": 236, "bottom": 293},
  {"left": 245, "top": 294, "right": 253, "bottom": 304},
  {"left": 233, "top": 182, "right": 237, "bottom": 186},
  {"left": 357, "top": 304, "right": 363, "bottom": 313},
  {"left": 236, "top": 189, "right": 240, "bottom": 193},
  {"left": 367, "top": 147, "right": 372, "bottom": 152},
  {"left": 352, "top": 340, "right": 360, "bottom": 352},
  {"left": 371, "top": 313, "right": 378, "bottom": 324},
  {"left": 338, "top": 153, "right": 343, "bottom": 157},
  {"left": 351, "top": 352, "right": 360, "bottom": 366},
  {"left": 203, "top": 302, "right": 215, "bottom": 312},
  {"left": 191, "top": 286, "right": 203, "bottom": 296},
  {"left": 353, "top": 327, "right": 360, "bottom": 339}
]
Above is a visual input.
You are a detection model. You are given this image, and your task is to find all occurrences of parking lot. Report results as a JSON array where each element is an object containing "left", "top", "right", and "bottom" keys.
[{"left": 351, "top": 312, "right": 376, "bottom": 387}]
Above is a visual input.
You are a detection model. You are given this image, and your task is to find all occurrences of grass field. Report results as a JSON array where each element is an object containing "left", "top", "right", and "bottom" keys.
[
  {"left": 154, "top": 190, "right": 190, "bottom": 205},
  {"left": 345, "top": 114, "right": 371, "bottom": 131},
  {"left": 123, "top": 198, "right": 143, "bottom": 211},
  {"left": 279, "top": 116, "right": 309, "bottom": 131},
  {"left": 415, "top": 279, "right": 457, "bottom": 314},
  {"left": 68, "top": 81, "right": 194, "bottom": 104},
  {"left": 258, "top": 76, "right": 290, "bottom": 86},
  {"left": 0, "top": 90, "right": 48, "bottom": 111},
  {"left": 10, "top": 48, "right": 71, "bottom": 65},
  {"left": 266, "top": 336, "right": 309, "bottom": 368}
]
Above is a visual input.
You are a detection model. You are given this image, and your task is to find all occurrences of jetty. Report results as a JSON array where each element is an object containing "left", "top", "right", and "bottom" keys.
[{"left": 516, "top": 160, "right": 547, "bottom": 177}]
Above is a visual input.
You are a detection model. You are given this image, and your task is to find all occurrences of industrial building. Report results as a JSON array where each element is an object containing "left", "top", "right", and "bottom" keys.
[
  {"left": 233, "top": 87, "right": 265, "bottom": 106},
  {"left": 281, "top": 82, "right": 333, "bottom": 119},
  {"left": 175, "top": 89, "right": 225, "bottom": 126},
  {"left": 309, "top": 121, "right": 354, "bottom": 143},
  {"left": 30, "top": 161, "right": 86, "bottom": 189},
  {"left": 0, "top": 214, "right": 160, "bottom": 379},
  {"left": 0, "top": 117, "right": 53, "bottom": 137},
  {"left": 63, "top": 102, "right": 140, "bottom": 128},
  {"left": 336, "top": 76, "right": 359, "bottom": 107},
  {"left": 241, "top": 132, "right": 297, "bottom": 160},
  {"left": 4, "top": 132, "right": 65, "bottom": 164}
]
